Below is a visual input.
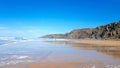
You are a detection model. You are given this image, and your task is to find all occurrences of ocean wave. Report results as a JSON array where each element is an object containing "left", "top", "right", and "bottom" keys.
[{"left": 11, "top": 55, "right": 30, "bottom": 59}]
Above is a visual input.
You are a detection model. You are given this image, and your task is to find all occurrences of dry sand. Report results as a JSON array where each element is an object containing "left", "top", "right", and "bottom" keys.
[
  {"left": 45, "top": 39, "right": 120, "bottom": 46},
  {"left": 73, "top": 40, "right": 120, "bottom": 46},
  {"left": 47, "top": 39, "right": 120, "bottom": 46}
]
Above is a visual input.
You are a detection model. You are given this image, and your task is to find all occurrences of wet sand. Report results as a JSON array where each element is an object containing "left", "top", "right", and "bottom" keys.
[
  {"left": 3, "top": 62, "right": 106, "bottom": 68},
  {"left": 18, "top": 62, "right": 82, "bottom": 68},
  {"left": 29, "top": 62, "right": 81, "bottom": 68},
  {"left": 1, "top": 40, "right": 120, "bottom": 68},
  {"left": 25, "top": 40, "right": 120, "bottom": 68}
]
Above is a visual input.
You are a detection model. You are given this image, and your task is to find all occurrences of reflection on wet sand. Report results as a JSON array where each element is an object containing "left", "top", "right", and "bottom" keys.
[
  {"left": 1, "top": 40, "right": 120, "bottom": 68},
  {"left": 97, "top": 47, "right": 120, "bottom": 59},
  {"left": 48, "top": 41, "right": 120, "bottom": 59},
  {"left": 74, "top": 44, "right": 120, "bottom": 59}
]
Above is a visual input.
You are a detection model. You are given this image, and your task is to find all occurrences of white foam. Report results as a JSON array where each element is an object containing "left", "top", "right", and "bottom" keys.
[
  {"left": 11, "top": 55, "right": 30, "bottom": 59},
  {"left": 17, "top": 56, "right": 29, "bottom": 59},
  {"left": 0, "top": 60, "right": 33, "bottom": 66}
]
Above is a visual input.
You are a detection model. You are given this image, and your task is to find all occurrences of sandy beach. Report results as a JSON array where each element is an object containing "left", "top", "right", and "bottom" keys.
[
  {"left": 72, "top": 40, "right": 120, "bottom": 46},
  {"left": 46, "top": 39, "right": 120, "bottom": 46},
  {"left": 4, "top": 62, "right": 105, "bottom": 68},
  {"left": 26, "top": 62, "right": 82, "bottom": 68},
  {"left": 28, "top": 62, "right": 78, "bottom": 68},
  {"left": 1, "top": 40, "right": 120, "bottom": 68}
]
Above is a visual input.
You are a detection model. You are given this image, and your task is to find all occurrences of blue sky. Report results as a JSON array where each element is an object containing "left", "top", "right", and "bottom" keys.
[{"left": 0, "top": 0, "right": 120, "bottom": 38}]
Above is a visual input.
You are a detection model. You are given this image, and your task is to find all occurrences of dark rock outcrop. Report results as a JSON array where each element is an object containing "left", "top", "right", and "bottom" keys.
[{"left": 41, "top": 21, "right": 120, "bottom": 40}]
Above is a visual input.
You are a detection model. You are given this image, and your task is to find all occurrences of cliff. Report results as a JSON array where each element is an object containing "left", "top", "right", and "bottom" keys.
[{"left": 41, "top": 21, "right": 120, "bottom": 40}]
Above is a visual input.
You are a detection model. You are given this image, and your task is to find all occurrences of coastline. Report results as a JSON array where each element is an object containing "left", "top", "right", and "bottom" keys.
[{"left": 44, "top": 39, "right": 120, "bottom": 46}]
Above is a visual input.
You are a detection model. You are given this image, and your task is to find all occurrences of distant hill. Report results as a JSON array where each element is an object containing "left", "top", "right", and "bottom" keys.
[
  {"left": 41, "top": 21, "right": 120, "bottom": 40},
  {"left": 41, "top": 34, "right": 66, "bottom": 39}
]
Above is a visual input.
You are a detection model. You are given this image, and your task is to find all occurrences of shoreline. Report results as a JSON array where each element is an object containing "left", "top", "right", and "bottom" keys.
[{"left": 44, "top": 39, "right": 120, "bottom": 46}]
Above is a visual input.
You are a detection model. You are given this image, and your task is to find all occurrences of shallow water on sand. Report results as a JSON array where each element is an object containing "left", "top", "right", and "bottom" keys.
[{"left": 0, "top": 40, "right": 120, "bottom": 68}]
